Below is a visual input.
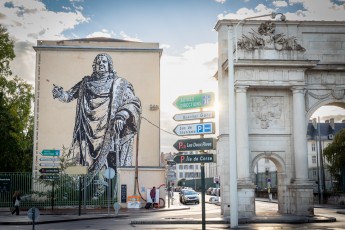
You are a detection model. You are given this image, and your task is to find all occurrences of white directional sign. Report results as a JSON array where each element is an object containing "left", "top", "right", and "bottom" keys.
[
  {"left": 40, "top": 157, "right": 60, "bottom": 162},
  {"left": 39, "top": 163, "right": 60, "bottom": 167},
  {"left": 173, "top": 122, "right": 215, "bottom": 136},
  {"left": 173, "top": 111, "right": 215, "bottom": 121}
]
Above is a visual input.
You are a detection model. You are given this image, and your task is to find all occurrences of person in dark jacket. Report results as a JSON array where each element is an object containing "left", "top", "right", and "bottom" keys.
[
  {"left": 11, "top": 191, "right": 21, "bottom": 215},
  {"left": 150, "top": 187, "right": 156, "bottom": 205}
]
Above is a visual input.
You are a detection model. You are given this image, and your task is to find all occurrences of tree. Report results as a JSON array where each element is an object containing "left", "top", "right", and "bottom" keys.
[
  {"left": 0, "top": 75, "right": 34, "bottom": 172},
  {"left": 323, "top": 128, "right": 345, "bottom": 192},
  {"left": 0, "top": 25, "right": 34, "bottom": 172},
  {"left": 0, "top": 24, "right": 15, "bottom": 76}
]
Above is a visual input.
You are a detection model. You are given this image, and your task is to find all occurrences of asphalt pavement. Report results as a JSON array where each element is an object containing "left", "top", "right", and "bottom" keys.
[{"left": 0, "top": 198, "right": 342, "bottom": 226}]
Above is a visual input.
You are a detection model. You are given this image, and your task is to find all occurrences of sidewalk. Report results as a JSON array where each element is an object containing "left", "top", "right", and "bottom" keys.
[
  {"left": 0, "top": 199, "right": 189, "bottom": 225},
  {"left": 0, "top": 198, "right": 341, "bottom": 226}
]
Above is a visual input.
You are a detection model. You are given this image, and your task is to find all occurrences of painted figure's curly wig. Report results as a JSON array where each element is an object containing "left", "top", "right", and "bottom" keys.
[{"left": 92, "top": 53, "right": 115, "bottom": 74}]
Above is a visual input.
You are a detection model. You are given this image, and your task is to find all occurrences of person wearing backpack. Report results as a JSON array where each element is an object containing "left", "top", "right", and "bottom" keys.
[{"left": 11, "top": 191, "right": 21, "bottom": 215}]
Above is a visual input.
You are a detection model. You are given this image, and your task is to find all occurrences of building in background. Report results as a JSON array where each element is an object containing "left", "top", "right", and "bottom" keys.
[
  {"left": 307, "top": 118, "right": 345, "bottom": 192},
  {"left": 33, "top": 38, "right": 164, "bottom": 207}
]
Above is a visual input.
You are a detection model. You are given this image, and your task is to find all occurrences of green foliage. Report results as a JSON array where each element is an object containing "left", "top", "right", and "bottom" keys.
[
  {"left": 0, "top": 25, "right": 34, "bottom": 172},
  {"left": 0, "top": 24, "right": 15, "bottom": 76},
  {"left": 0, "top": 75, "right": 34, "bottom": 172},
  {"left": 323, "top": 128, "right": 345, "bottom": 191}
]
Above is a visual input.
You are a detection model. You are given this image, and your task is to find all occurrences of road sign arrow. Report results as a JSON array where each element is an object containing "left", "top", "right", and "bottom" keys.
[
  {"left": 173, "top": 138, "right": 216, "bottom": 151},
  {"left": 173, "top": 154, "right": 214, "bottom": 164},
  {"left": 173, "top": 92, "right": 214, "bottom": 110},
  {"left": 173, "top": 111, "right": 215, "bottom": 121},
  {"left": 39, "top": 168, "right": 60, "bottom": 173},
  {"left": 173, "top": 122, "right": 215, "bottom": 136},
  {"left": 41, "top": 149, "right": 60, "bottom": 156}
]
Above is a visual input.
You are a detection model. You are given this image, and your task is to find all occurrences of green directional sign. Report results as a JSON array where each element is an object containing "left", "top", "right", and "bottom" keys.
[
  {"left": 41, "top": 149, "right": 60, "bottom": 156},
  {"left": 173, "top": 92, "right": 214, "bottom": 110},
  {"left": 173, "top": 154, "right": 214, "bottom": 164}
]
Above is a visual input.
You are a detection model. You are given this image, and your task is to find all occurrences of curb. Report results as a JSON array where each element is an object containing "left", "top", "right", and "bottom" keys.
[{"left": 131, "top": 216, "right": 337, "bottom": 225}]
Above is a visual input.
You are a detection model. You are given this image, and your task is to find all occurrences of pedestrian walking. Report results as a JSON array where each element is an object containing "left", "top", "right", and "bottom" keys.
[
  {"left": 150, "top": 186, "right": 156, "bottom": 208},
  {"left": 11, "top": 191, "right": 21, "bottom": 215}
]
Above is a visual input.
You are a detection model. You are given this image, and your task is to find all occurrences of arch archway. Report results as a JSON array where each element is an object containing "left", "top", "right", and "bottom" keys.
[
  {"left": 251, "top": 152, "right": 290, "bottom": 214},
  {"left": 215, "top": 19, "right": 345, "bottom": 218}
]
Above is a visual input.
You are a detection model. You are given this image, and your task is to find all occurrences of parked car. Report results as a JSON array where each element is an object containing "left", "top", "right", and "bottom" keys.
[
  {"left": 179, "top": 188, "right": 194, "bottom": 202},
  {"left": 180, "top": 189, "right": 200, "bottom": 204}
]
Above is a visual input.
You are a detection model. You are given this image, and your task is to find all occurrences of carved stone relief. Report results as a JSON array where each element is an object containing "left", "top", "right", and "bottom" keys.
[
  {"left": 237, "top": 21, "right": 306, "bottom": 51},
  {"left": 305, "top": 88, "right": 345, "bottom": 111},
  {"left": 251, "top": 96, "right": 283, "bottom": 129}
]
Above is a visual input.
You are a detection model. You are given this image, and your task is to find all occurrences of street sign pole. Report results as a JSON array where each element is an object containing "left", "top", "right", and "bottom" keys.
[
  {"left": 199, "top": 90, "right": 206, "bottom": 230},
  {"left": 201, "top": 162, "right": 206, "bottom": 230}
]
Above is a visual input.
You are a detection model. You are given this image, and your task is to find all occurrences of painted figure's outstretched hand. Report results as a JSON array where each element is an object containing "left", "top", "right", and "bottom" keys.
[
  {"left": 115, "top": 119, "right": 125, "bottom": 132},
  {"left": 52, "top": 84, "right": 64, "bottom": 99}
]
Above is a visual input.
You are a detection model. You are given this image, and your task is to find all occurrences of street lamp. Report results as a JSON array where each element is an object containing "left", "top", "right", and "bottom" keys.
[{"left": 227, "top": 12, "right": 286, "bottom": 228}]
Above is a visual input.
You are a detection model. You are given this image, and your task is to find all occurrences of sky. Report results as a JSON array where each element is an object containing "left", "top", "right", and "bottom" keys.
[{"left": 1, "top": 0, "right": 345, "bottom": 153}]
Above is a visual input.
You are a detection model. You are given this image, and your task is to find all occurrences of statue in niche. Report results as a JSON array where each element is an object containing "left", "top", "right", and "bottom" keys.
[
  {"left": 252, "top": 96, "right": 282, "bottom": 129},
  {"left": 52, "top": 53, "right": 142, "bottom": 197},
  {"left": 238, "top": 21, "right": 306, "bottom": 51}
]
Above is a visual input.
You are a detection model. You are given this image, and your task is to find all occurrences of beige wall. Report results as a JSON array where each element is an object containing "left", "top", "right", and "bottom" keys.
[{"left": 33, "top": 39, "right": 164, "bottom": 199}]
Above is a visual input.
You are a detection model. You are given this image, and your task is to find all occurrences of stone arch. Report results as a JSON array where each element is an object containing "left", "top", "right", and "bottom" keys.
[
  {"left": 306, "top": 98, "right": 345, "bottom": 120},
  {"left": 251, "top": 152, "right": 286, "bottom": 175},
  {"left": 251, "top": 152, "right": 290, "bottom": 214}
]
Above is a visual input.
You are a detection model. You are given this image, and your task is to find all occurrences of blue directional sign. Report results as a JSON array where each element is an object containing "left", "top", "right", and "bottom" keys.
[{"left": 173, "top": 122, "right": 215, "bottom": 136}]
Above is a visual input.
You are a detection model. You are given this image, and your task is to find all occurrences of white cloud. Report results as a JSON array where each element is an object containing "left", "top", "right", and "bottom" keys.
[
  {"left": 218, "top": 0, "right": 345, "bottom": 20},
  {"left": 287, "top": 0, "right": 345, "bottom": 20},
  {"left": 0, "top": 0, "right": 89, "bottom": 83},
  {"left": 273, "top": 1, "right": 288, "bottom": 7},
  {"left": 86, "top": 29, "right": 115, "bottom": 38},
  {"left": 119, "top": 31, "right": 142, "bottom": 42},
  {"left": 160, "top": 43, "right": 218, "bottom": 152},
  {"left": 214, "top": 0, "right": 226, "bottom": 3},
  {"left": 160, "top": 44, "right": 171, "bottom": 49}
]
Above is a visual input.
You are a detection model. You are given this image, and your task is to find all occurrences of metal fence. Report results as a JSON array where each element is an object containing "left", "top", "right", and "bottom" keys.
[{"left": 0, "top": 172, "right": 118, "bottom": 209}]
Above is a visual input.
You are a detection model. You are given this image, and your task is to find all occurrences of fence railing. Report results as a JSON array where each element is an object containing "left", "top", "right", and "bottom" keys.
[{"left": 0, "top": 172, "right": 118, "bottom": 209}]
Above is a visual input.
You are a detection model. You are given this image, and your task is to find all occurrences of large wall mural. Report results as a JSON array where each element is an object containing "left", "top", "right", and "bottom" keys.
[{"left": 52, "top": 53, "right": 142, "bottom": 194}]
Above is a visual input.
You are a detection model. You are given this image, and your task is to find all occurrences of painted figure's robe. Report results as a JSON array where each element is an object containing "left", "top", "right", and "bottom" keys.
[{"left": 57, "top": 73, "right": 141, "bottom": 175}]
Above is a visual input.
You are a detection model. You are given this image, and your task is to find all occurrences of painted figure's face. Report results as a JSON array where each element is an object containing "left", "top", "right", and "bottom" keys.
[{"left": 95, "top": 56, "right": 109, "bottom": 74}]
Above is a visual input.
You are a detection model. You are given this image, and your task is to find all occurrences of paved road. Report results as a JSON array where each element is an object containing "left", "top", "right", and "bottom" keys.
[{"left": 1, "top": 197, "right": 344, "bottom": 229}]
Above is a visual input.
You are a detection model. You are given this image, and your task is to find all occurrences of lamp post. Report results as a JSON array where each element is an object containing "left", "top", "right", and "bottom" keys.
[{"left": 227, "top": 12, "right": 286, "bottom": 228}]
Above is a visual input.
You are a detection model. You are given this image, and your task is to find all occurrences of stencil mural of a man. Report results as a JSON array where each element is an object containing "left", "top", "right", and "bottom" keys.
[{"left": 52, "top": 53, "right": 141, "bottom": 196}]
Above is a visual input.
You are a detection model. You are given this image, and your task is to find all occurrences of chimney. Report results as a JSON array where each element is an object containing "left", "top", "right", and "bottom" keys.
[{"left": 330, "top": 118, "right": 335, "bottom": 130}]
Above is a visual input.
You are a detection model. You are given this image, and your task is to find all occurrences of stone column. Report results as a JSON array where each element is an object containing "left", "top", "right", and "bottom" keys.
[
  {"left": 235, "top": 85, "right": 255, "bottom": 218},
  {"left": 289, "top": 86, "right": 314, "bottom": 216},
  {"left": 291, "top": 86, "right": 308, "bottom": 181},
  {"left": 235, "top": 86, "right": 251, "bottom": 182}
]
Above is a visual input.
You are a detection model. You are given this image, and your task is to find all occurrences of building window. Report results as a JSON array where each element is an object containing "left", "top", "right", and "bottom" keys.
[
  {"left": 312, "top": 143, "right": 316, "bottom": 151},
  {"left": 312, "top": 156, "right": 316, "bottom": 164},
  {"left": 179, "top": 165, "right": 183, "bottom": 170},
  {"left": 184, "top": 165, "right": 188, "bottom": 170},
  {"left": 179, "top": 172, "right": 183, "bottom": 178},
  {"left": 189, "top": 165, "right": 194, "bottom": 170},
  {"left": 195, "top": 165, "right": 199, "bottom": 170}
]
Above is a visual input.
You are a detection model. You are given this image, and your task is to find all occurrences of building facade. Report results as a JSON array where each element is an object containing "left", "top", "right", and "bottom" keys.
[{"left": 33, "top": 38, "right": 165, "bottom": 207}]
